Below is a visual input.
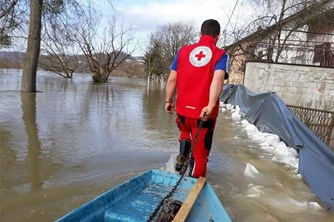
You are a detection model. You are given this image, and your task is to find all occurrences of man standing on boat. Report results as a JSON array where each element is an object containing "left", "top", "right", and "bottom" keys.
[{"left": 165, "top": 19, "right": 229, "bottom": 178}]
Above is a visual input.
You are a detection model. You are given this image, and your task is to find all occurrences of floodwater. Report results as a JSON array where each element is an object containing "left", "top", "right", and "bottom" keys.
[{"left": 0, "top": 69, "right": 333, "bottom": 222}]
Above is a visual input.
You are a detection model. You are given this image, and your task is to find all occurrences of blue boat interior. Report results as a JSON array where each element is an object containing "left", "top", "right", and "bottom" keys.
[{"left": 56, "top": 169, "right": 232, "bottom": 222}]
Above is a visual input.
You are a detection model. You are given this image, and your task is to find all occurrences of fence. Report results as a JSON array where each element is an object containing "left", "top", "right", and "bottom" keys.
[{"left": 287, "top": 105, "right": 334, "bottom": 149}]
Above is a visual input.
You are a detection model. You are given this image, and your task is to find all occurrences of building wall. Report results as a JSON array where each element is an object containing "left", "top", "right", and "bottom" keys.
[
  {"left": 244, "top": 62, "right": 334, "bottom": 108},
  {"left": 226, "top": 41, "right": 256, "bottom": 84},
  {"left": 226, "top": 7, "right": 334, "bottom": 85},
  {"left": 227, "top": 49, "right": 246, "bottom": 84}
]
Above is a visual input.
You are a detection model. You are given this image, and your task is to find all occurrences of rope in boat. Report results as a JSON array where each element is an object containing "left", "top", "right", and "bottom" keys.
[{"left": 146, "top": 117, "right": 204, "bottom": 222}]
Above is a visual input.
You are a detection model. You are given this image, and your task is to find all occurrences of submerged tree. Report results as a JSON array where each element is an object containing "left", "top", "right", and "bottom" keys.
[
  {"left": 21, "top": 0, "right": 86, "bottom": 91},
  {"left": 75, "top": 10, "right": 136, "bottom": 83},
  {"left": 145, "top": 21, "right": 197, "bottom": 80},
  {"left": 39, "top": 0, "right": 83, "bottom": 78},
  {"left": 21, "top": 0, "right": 43, "bottom": 92},
  {"left": 144, "top": 39, "right": 164, "bottom": 78}
]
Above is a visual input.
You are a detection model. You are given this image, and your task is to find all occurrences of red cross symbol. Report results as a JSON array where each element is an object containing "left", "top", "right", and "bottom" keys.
[{"left": 195, "top": 51, "right": 206, "bottom": 61}]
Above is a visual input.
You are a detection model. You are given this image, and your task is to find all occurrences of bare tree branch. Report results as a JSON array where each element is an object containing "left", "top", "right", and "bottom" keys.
[{"left": 75, "top": 12, "right": 136, "bottom": 83}]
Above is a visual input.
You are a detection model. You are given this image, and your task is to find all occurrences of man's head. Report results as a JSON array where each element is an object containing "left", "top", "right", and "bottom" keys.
[{"left": 200, "top": 19, "right": 220, "bottom": 39}]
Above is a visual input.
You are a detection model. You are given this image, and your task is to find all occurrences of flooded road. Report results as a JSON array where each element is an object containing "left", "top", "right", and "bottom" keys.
[{"left": 0, "top": 69, "right": 333, "bottom": 222}]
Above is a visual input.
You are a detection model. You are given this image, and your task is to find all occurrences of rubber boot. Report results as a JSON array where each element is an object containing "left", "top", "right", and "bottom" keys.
[{"left": 175, "top": 140, "right": 191, "bottom": 172}]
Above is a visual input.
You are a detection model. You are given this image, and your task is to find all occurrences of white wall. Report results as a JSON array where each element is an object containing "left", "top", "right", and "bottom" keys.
[{"left": 244, "top": 62, "right": 334, "bottom": 108}]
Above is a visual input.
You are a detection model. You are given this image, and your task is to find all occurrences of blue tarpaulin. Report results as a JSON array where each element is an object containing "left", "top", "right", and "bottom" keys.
[{"left": 221, "top": 84, "right": 334, "bottom": 212}]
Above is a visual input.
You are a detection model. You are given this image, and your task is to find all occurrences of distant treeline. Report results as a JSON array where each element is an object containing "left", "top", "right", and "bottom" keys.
[{"left": 0, "top": 51, "right": 147, "bottom": 79}]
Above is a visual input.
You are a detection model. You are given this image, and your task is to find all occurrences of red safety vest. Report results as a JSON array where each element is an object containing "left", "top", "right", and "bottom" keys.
[{"left": 176, "top": 35, "right": 225, "bottom": 119}]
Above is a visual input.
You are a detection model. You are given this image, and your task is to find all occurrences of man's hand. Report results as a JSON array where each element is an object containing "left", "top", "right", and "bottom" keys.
[
  {"left": 165, "top": 70, "right": 177, "bottom": 115},
  {"left": 165, "top": 102, "right": 175, "bottom": 114},
  {"left": 200, "top": 106, "right": 213, "bottom": 121}
]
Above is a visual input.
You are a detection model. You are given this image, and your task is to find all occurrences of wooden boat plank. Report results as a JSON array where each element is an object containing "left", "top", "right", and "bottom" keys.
[{"left": 173, "top": 177, "right": 207, "bottom": 222}]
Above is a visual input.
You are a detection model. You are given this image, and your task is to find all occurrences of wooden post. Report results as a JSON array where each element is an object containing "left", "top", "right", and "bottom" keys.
[{"left": 172, "top": 177, "right": 207, "bottom": 222}]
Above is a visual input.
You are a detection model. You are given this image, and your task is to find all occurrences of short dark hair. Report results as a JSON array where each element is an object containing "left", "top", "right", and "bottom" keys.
[{"left": 201, "top": 19, "right": 220, "bottom": 37}]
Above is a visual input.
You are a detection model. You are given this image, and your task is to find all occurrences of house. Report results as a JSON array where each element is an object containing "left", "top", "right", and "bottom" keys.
[{"left": 225, "top": 0, "right": 334, "bottom": 84}]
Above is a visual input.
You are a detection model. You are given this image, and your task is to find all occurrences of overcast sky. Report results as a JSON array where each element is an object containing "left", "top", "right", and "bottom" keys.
[{"left": 95, "top": 0, "right": 256, "bottom": 56}]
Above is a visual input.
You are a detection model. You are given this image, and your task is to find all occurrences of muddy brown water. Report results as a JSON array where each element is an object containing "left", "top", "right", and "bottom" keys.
[{"left": 0, "top": 69, "right": 333, "bottom": 222}]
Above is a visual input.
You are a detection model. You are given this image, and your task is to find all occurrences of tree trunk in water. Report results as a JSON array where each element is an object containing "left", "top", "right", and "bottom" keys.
[
  {"left": 21, "top": 0, "right": 43, "bottom": 92},
  {"left": 92, "top": 71, "right": 110, "bottom": 83}
]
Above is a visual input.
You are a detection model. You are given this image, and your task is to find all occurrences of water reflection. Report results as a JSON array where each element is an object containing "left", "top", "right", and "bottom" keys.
[
  {"left": 142, "top": 82, "right": 176, "bottom": 142},
  {"left": 0, "top": 71, "right": 333, "bottom": 222},
  {"left": 21, "top": 92, "right": 43, "bottom": 191}
]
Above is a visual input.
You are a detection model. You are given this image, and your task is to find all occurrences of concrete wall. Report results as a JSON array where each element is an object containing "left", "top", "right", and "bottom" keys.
[{"left": 244, "top": 62, "right": 334, "bottom": 108}]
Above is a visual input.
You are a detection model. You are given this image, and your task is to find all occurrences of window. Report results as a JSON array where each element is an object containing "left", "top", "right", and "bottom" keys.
[{"left": 313, "top": 42, "right": 333, "bottom": 67}]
